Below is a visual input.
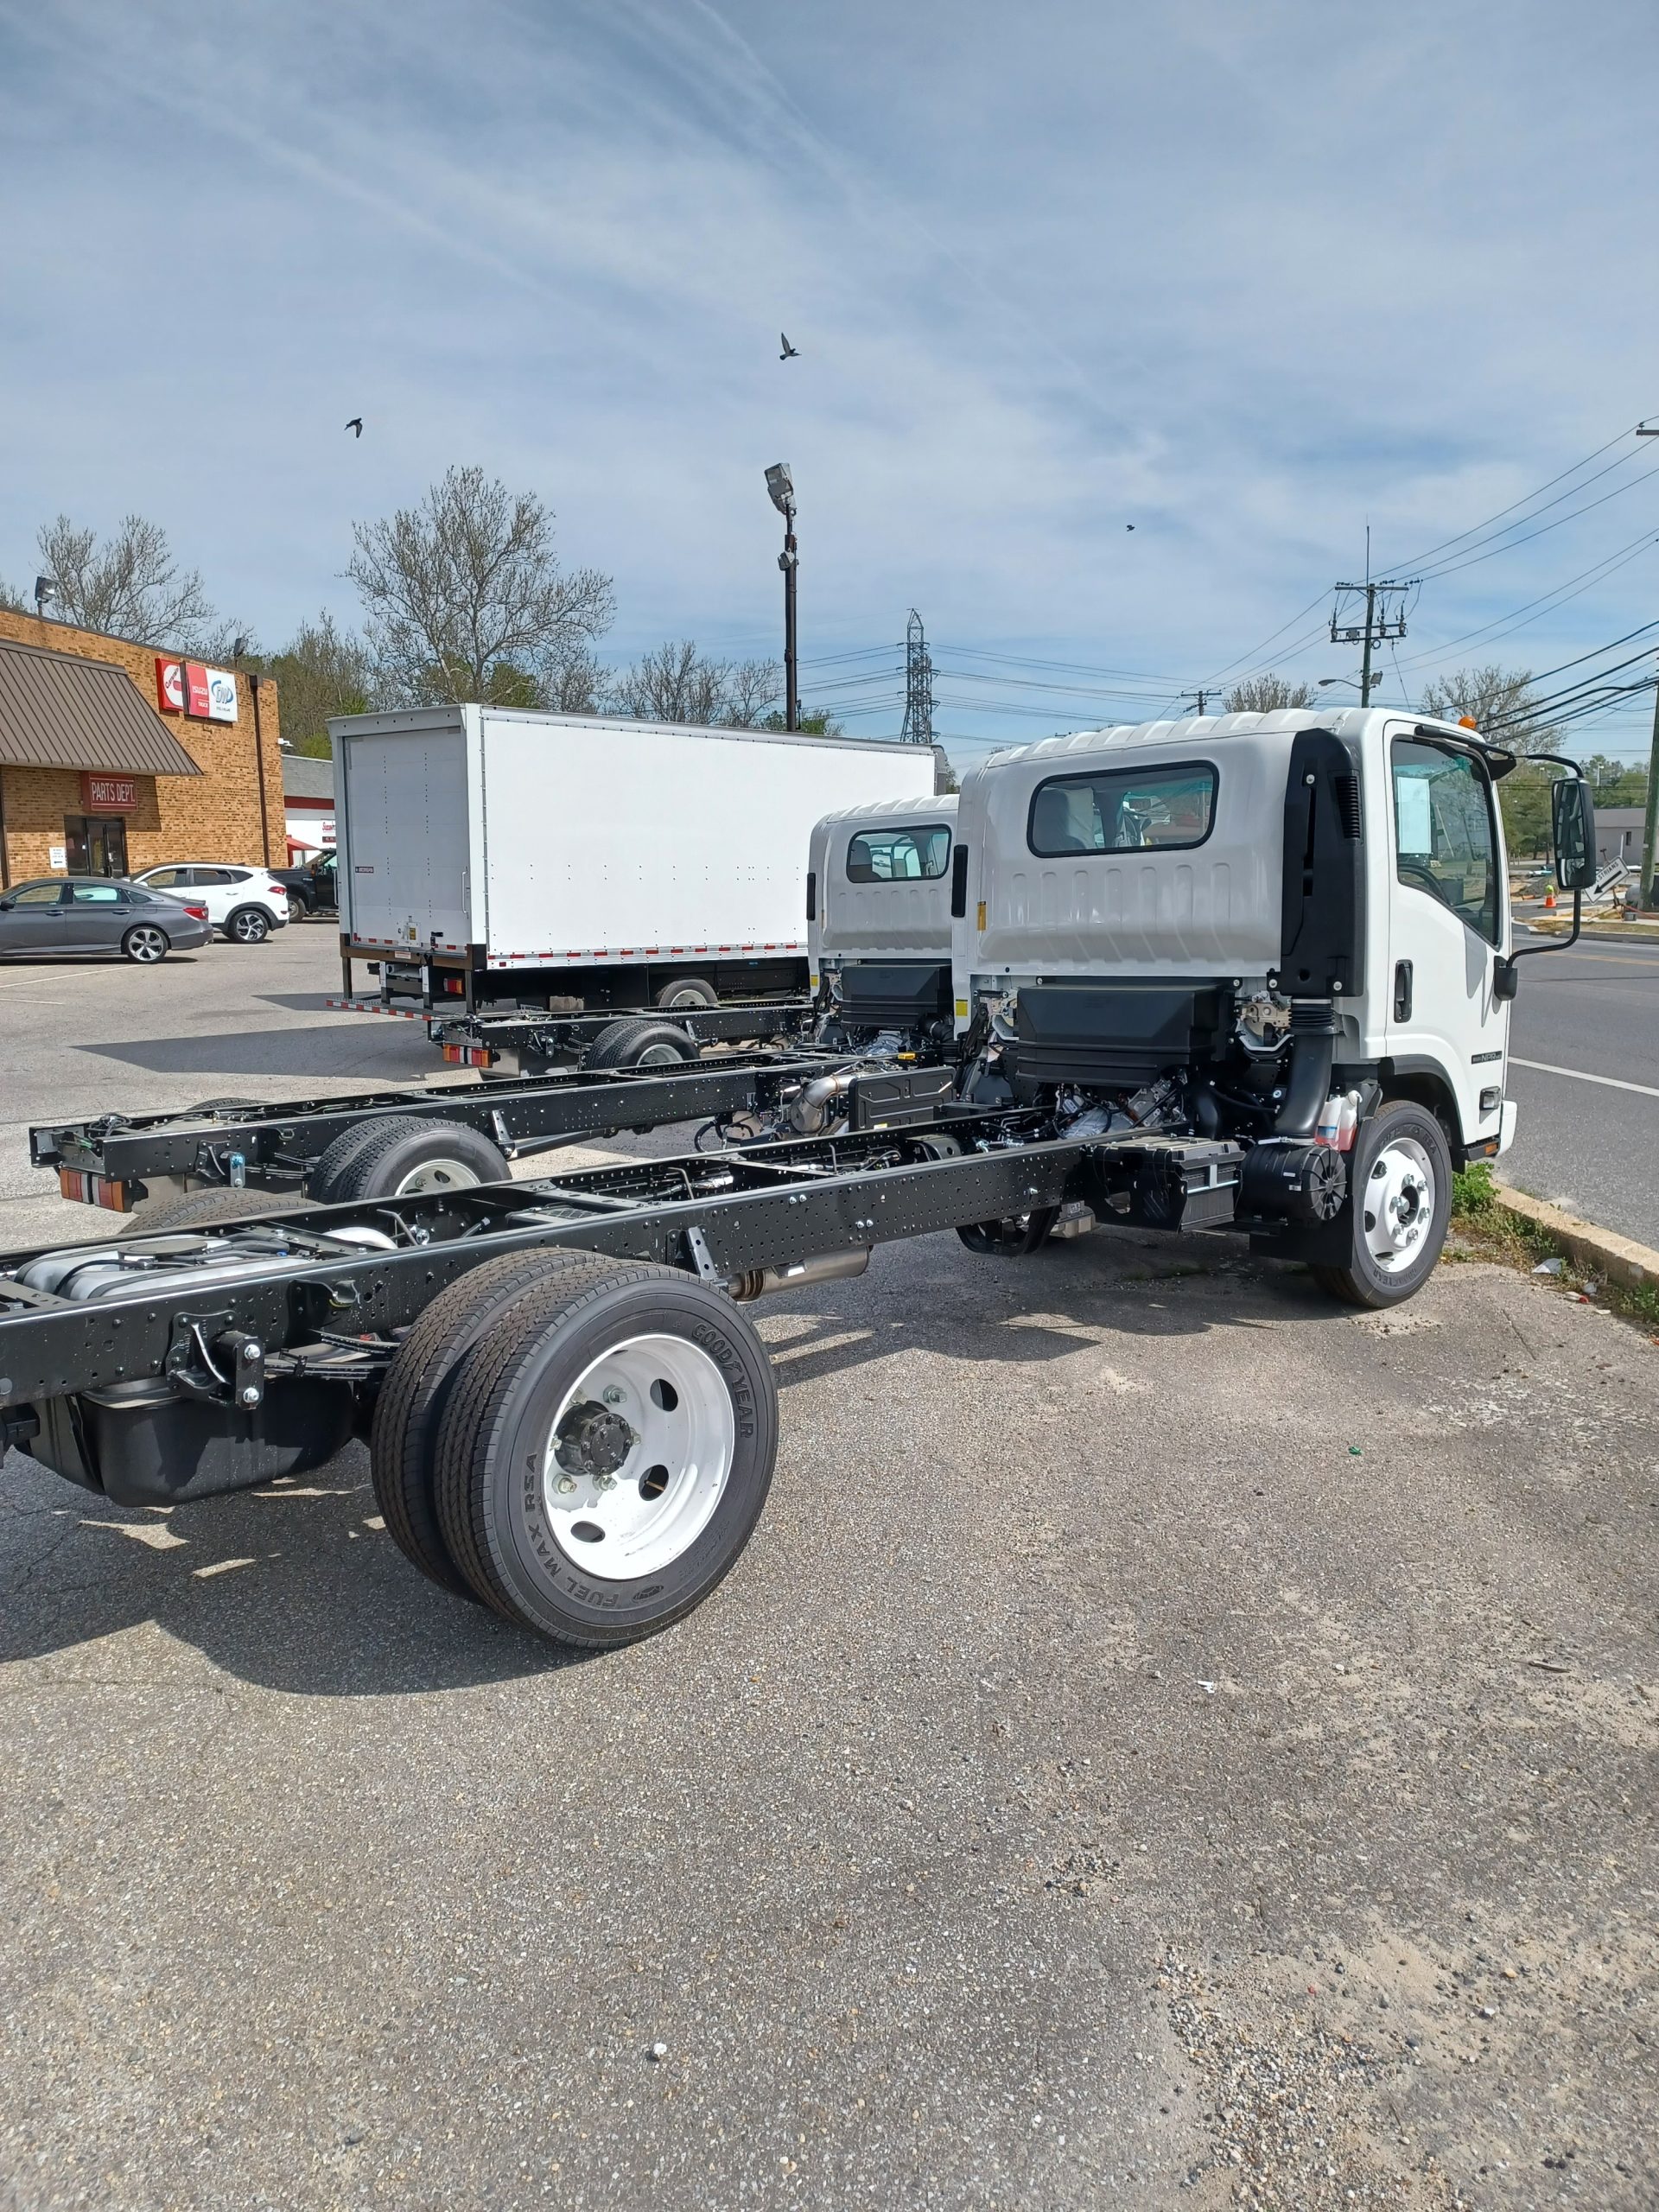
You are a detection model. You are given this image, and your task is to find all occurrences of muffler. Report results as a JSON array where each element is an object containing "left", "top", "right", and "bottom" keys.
[{"left": 727, "top": 1248, "right": 871, "bottom": 1300}]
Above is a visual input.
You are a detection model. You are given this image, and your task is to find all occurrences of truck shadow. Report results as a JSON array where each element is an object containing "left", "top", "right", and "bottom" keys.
[
  {"left": 75, "top": 1030, "right": 437, "bottom": 1080},
  {"left": 0, "top": 1444, "right": 590, "bottom": 1696}
]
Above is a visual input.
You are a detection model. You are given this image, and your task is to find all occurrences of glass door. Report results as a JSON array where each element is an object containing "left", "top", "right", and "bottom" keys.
[{"left": 63, "top": 816, "right": 129, "bottom": 875}]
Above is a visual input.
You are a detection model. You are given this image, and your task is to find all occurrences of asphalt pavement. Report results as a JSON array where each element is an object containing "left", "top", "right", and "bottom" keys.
[
  {"left": 1503, "top": 931, "right": 1659, "bottom": 1249},
  {"left": 2, "top": 927, "right": 1658, "bottom": 2209}
]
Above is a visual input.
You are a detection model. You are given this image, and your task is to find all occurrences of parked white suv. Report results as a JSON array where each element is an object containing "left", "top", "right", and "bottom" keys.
[{"left": 130, "top": 864, "right": 291, "bottom": 944}]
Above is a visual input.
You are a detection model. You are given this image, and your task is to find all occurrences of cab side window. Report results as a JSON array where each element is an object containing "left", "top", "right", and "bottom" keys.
[
  {"left": 846, "top": 825, "right": 952, "bottom": 882},
  {"left": 1390, "top": 737, "right": 1499, "bottom": 945}
]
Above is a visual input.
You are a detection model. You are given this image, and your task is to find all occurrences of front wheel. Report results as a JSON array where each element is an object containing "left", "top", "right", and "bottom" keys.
[
  {"left": 226, "top": 906, "right": 270, "bottom": 944},
  {"left": 433, "top": 1259, "right": 779, "bottom": 1647},
  {"left": 1309, "top": 1098, "right": 1452, "bottom": 1309},
  {"left": 122, "top": 924, "right": 170, "bottom": 964}
]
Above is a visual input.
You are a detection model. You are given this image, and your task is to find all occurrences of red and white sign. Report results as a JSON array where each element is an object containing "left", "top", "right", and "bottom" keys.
[
  {"left": 81, "top": 773, "right": 137, "bottom": 813},
  {"left": 155, "top": 657, "right": 236, "bottom": 721}
]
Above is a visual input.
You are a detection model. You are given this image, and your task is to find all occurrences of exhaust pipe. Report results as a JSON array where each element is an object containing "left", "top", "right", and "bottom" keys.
[
  {"left": 787, "top": 1069, "right": 859, "bottom": 1135},
  {"left": 727, "top": 1248, "right": 871, "bottom": 1301}
]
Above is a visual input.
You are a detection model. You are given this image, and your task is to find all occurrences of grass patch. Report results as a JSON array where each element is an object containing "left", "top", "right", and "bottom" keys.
[{"left": 1446, "top": 1163, "right": 1659, "bottom": 1339}]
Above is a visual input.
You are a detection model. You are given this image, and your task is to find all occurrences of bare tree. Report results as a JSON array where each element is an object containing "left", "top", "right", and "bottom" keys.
[
  {"left": 266, "top": 613, "right": 376, "bottom": 758},
  {"left": 33, "top": 512, "right": 238, "bottom": 651},
  {"left": 603, "top": 641, "right": 784, "bottom": 728},
  {"left": 1418, "top": 665, "right": 1558, "bottom": 752},
  {"left": 346, "top": 467, "right": 613, "bottom": 708},
  {"left": 1223, "top": 673, "right": 1313, "bottom": 714}
]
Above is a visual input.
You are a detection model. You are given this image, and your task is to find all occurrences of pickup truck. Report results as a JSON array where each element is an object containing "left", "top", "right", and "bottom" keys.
[{"left": 272, "top": 848, "right": 336, "bottom": 922}]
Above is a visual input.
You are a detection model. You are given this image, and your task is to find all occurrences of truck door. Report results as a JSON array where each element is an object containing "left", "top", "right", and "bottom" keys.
[
  {"left": 1384, "top": 731, "right": 1507, "bottom": 1146},
  {"left": 341, "top": 730, "right": 471, "bottom": 950}
]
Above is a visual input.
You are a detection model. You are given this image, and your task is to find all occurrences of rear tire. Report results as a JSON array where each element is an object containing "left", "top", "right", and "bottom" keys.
[
  {"left": 1308, "top": 1098, "right": 1452, "bottom": 1309},
  {"left": 323, "top": 1115, "right": 511, "bottom": 1201},
  {"left": 579, "top": 1018, "right": 700, "bottom": 1071},
  {"left": 370, "top": 1249, "right": 623, "bottom": 1598},
  {"left": 225, "top": 906, "right": 271, "bottom": 944},
  {"left": 307, "top": 1118, "right": 393, "bottom": 1202},
  {"left": 122, "top": 924, "right": 169, "bottom": 964},
  {"left": 286, "top": 892, "right": 307, "bottom": 925},
  {"left": 433, "top": 1260, "right": 779, "bottom": 1647},
  {"left": 137, "top": 1185, "right": 295, "bottom": 1231},
  {"left": 656, "top": 976, "right": 719, "bottom": 1009}
]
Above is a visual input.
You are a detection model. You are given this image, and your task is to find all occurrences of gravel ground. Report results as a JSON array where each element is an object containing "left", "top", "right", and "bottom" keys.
[{"left": 2, "top": 936, "right": 1656, "bottom": 2209}]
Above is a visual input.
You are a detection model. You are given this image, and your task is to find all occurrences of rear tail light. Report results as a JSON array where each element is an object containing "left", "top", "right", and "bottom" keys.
[
  {"left": 183, "top": 903, "right": 209, "bottom": 919},
  {"left": 266, "top": 884, "right": 286, "bottom": 899}
]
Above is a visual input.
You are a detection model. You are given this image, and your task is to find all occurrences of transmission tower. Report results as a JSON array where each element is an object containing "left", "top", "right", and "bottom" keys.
[{"left": 899, "top": 608, "right": 934, "bottom": 746}]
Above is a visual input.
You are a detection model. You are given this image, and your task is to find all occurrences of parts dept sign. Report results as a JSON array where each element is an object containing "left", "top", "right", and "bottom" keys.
[{"left": 155, "top": 656, "right": 238, "bottom": 723}]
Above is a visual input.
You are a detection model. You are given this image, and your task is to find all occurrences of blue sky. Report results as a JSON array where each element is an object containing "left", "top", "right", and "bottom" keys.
[{"left": 3, "top": 0, "right": 1657, "bottom": 764}]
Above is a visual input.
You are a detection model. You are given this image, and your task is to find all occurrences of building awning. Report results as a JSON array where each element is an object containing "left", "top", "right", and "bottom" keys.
[{"left": 0, "top": 636, "right": 204, "bottom": 777}]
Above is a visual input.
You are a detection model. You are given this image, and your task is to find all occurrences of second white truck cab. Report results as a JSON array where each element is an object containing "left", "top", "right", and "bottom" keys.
[{"left": 807, "top": 797, "right": 957, "bottom": 1047}]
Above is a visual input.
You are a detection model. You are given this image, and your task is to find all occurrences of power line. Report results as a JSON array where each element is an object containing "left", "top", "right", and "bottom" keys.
[{"left": 1379, "top": 420, "right": 1654, "bottom": 575}]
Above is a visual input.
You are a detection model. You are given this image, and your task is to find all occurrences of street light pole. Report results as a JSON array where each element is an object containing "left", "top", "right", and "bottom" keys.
[
  {"left": 766, "top": 463, "right": 799, "bottom": 731},
  {"left": 1637, "top": 424, "right": 1659, "bottom": 906}
]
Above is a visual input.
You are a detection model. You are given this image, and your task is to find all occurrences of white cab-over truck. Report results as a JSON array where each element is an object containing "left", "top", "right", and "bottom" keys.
[
  {"left": 806, "top": 796, "right": 957, "bottom": 1050},
  {"left": 0, "top": 704, "right": 1596, "bottom": 1653},
  {"left": 333, "top": 706, "right": 935, "bottom": 1015}
]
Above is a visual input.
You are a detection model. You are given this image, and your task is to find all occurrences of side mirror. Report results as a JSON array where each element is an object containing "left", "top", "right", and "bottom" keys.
[
  {"left": 1550, "top": 776, "right": 1598, "bottom": 893},
  {"left": 1492, "top": 957, "right": 1519, "bottom": 1002}
]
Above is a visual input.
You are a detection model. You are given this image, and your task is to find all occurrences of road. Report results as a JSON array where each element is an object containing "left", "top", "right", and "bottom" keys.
[
  {"left": 2, "top": 926, "right": 1658, "bottom": 2209},
  {"left": 1503, "top": 931, "right": 1659, "bottom": 1249}
]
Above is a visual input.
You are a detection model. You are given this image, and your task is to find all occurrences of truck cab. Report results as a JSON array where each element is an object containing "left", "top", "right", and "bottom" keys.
[{"left": 808, "top": 796, "right": 957, "bottom": 1052}]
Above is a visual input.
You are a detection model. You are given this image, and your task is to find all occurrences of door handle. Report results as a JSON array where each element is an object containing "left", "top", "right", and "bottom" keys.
[{"left": 1393, "top": 959, "right": 1413, "bottom": 1020}]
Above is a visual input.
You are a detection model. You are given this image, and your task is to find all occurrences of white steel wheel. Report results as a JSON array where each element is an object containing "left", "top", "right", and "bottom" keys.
[
  {"left": 635, "top": 1040, "right": 691, "bottom": 1066},
  {"left": 1362, "top": 1136, "right": 1436, "bottom": 1274},
  {"left": 392, "top": 1156, "right": 484, "bottom": 1196},
  {"left": 541, "top": 1332, "right": 735, "bottom": 1580},
  {"left": 122, "top": 924, "right": 169, "bottom": 963}
]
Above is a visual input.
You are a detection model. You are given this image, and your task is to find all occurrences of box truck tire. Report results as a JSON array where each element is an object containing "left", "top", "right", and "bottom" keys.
[
  {"left": 137, "top": 1186, "right": 296, "bottom": 1231},
  {"left": 656, "top": 976, "right": 719, "bottom": 1008},
  {"left": 431, "top": 1259, "right": 779, "bottom": 1648},
  {"left": 1309, "top": 1100, "right": 1452, "bottom": 1310}
]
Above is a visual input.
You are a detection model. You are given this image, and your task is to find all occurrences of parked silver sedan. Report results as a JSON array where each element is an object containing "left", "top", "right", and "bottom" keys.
[{"left": 0, "top": 877, "right": 214, "bottom": 963}]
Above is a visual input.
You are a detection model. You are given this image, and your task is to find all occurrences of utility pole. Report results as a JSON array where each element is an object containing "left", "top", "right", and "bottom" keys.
[
  {"left": 1637, "top": 424, "right": 1659, "bottom": 905},
  {"left": 765, "top": 463, "right": 799, "bottom": 730},
  {"left": 1330, "top": 575, "right": 1416, "bottom": 702},
  {"left": 1183, "top": 690, "right": 1211, "bottom": 715},
  {"left": 899, "top": 609, "right": 934, "bottom": 747}
]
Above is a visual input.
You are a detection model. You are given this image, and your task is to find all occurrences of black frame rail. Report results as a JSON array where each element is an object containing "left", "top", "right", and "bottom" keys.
[
  {"left": 2, "top": 1111, "right": 1109, "bottom": 1408},
  {"left": 31, "top": 1053, "right": 849, "bottom": 1211}
]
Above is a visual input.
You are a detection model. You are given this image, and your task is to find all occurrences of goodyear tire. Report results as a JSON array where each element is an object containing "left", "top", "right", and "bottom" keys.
[
  {"left": 579, "top": 1018, "right": 700, "bottom": 1071},
  {"left": 369, "top": 1249, "right": 623, "bottom": 1598},
  {"left": 432, "top": 1260, "right": 779, "bottom": 1648},
  {"left": 315, "top": 1115, "right": 510, "bottom": 1201},
  {"left": 1309, "top": 1098, "right": 1452, "bottom": 1310}
]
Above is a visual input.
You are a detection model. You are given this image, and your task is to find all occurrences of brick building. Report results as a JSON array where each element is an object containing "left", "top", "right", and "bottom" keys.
[{"left": 0, "top": 607, "right": 284, "bottom": 887}]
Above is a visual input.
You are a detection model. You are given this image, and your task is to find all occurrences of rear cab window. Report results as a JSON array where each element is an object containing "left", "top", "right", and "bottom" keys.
[
  {"left": 1028, "top": 762, "right": 1217, "bottom": 855},
  {"left": 1390, "top": 736, "right": 1499, "bottom": 944},
  {"left": 846, "top": 824, "right": 952, "bottom": 882}
]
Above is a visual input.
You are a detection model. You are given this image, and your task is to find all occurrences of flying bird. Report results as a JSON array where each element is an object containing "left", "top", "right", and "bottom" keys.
[
  {"left": 1126, "top": 523, "right": 1135, "bottom": 531},
  {"left": 345, "top": 416, "right": 364, "bottom": 437},
  {"left": 779, "top": 334, "right": 799, "bottom": 360}
]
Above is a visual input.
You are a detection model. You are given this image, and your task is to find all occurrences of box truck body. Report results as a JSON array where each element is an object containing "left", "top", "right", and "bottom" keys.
[{"left": 333, "top": 707, "right": 935, "bottom": 1010}]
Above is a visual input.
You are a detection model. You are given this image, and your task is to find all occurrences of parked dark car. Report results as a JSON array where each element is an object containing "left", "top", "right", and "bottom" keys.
[
  {"left": 0, "top": 877, "right": 213, "bottom": 963},
  {"left": 272, "top": 848, "right": 337, "bottom": 922}
]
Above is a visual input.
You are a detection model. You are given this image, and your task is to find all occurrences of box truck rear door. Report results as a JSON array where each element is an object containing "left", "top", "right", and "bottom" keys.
[{"left": 343, "top": 729, "right": 471, "bottom": 948}]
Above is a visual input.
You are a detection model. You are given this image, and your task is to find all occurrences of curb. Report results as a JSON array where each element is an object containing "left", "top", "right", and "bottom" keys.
[
  {"left": 1519, "top": 919, "right": 1659, "bottom": 941},
  {"left": 1491, "top": 1181, "right": 1658, "bottom": 1293}
]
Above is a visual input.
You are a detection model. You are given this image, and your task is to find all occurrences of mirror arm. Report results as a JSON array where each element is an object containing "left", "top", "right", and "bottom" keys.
[{"left": 1503, "top": 886, "right": 1581, "bottom": 973}]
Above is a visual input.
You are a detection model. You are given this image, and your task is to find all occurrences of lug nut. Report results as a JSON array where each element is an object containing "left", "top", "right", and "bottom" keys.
[
  {"left": 556, "top": 1475, "right": 578, "bottom": 1496},
  {"left": 602, "top": 1385, "right": 626, "bottom": 1405}
]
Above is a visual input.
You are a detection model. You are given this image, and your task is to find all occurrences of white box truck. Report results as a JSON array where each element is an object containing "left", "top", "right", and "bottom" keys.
[{"left": 331, "top": 706, "right": 935, "bottom": 1014}]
